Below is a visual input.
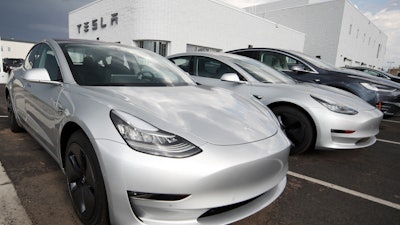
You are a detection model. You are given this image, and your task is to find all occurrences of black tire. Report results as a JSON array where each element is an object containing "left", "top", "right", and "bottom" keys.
[
  {"left": 272, "top": 105, "right": 315, "bottom": 155},
  {"left": 6, "top": 94, "right": 24, "bottom": 133},
  {"left": 65, "top": 130, "right": 110, "bottom": 225}
]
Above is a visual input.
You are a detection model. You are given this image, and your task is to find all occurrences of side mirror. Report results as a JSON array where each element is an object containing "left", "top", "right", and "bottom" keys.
[
  {"left": 23, "top": 68, "right": 62, "bottom": 85},
  {"left": 220, "top": 73, "right": 246, "bottom": 84},
  {"left": 290, "top": 65, "right": 308, "bottom": 74}
]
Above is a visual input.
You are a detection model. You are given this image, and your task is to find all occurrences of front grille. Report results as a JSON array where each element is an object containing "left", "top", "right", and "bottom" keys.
[
  {"left": 356, "top": 137, "right": 371, "bottom": 145},
  {"left": 199, "top": 195, "right": 260, "bottom": 218},
  {"left": 127, "top": 191, "right": 190, "bottom": 201}
]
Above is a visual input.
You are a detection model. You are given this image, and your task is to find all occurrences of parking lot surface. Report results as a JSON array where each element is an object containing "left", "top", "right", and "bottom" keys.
[{"left": 0, "top": 84, "right": 399, "bottom": 225}]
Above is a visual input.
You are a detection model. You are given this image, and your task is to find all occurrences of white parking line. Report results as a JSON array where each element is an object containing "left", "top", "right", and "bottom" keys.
[
  {"left": 382, "top": 119, "right": 400, "bottom": 124},
  {"left": 377, "top": 139, "right": 400, "bottom": 145},
  {"left": 287, "top": 171, "right": 400, "bottom": 210},
  {"left": 0, "top": 115, "right": 8, "bottom": 118}
]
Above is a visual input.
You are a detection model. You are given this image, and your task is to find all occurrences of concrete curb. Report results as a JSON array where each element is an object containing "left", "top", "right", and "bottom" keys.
[{"left": 0, "top": 161, "right": 32, "bottom": 225}]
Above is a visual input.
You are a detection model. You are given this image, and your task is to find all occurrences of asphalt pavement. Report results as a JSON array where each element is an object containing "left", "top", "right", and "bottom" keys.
[{"left": 0, "top": 84, "right": 399, "bottom": 225}]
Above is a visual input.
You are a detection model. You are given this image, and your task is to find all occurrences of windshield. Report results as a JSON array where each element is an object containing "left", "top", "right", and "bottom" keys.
[
  {"left": 223, "top": 55, "right": 296, "bottom": 84},
  {"left": 60, "top": 43, "right": 195, "bottom": 86}
]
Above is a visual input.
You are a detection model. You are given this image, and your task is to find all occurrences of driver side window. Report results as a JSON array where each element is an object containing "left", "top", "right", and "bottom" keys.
[
  {"left": 193, "top": 56, "right": 237, "bottom": 79},
  {"left": 260, "top": 52, "right": 311, "bottom": 72}
]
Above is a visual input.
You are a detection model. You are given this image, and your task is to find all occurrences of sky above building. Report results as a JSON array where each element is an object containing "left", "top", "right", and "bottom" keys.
[{"left": 0, "top": 0, "right": 399, "bottom": 69}]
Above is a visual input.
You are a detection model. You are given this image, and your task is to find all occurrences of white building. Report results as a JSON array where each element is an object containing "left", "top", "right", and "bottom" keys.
[
  {"left": 0, "top": 38, "right": 35, "bottom": 83},
  {"left": 68, "top": 0, "right": 305, "bottom": 56},
  {"left": 245, "top": 0, "right": 387, "bottom": 68}
]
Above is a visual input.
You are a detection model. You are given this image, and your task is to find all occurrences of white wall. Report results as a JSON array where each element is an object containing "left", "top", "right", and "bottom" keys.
[
  {"left": 0, "top": 39, "right": 34, "bottom": 59},
  {"left": 336, "top": 0, "right": 387, "bottom": 68},
  {"left": 249, "top": 0, "right": 344, "bottom": 65},
  {"left": 69, "top": 0, "right": 305, "bottom": 55},
  {"left": 245, "top": 0, "right": 387, "bottom": 68}
]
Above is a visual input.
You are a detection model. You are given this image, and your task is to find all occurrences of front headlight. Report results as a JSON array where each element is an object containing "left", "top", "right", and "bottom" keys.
[
  {"left": 361, "top": 83, "right": 397, "bottom": 92},
  {"left": 311, "top": 95, "right": 358, "bottom": 115},
  {"left": 110, "top": 110, "right": 201, "bottom": 158}
]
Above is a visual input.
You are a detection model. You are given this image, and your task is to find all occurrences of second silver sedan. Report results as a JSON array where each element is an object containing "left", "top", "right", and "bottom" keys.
[{"left": 168, "top": 52, "right": 383, "bottom": 154}]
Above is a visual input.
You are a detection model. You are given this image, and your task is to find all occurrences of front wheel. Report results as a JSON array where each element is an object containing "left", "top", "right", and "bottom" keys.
[
  {"left": 65, "top": 130, "right": 110, "bottom": 225},
  {"left": 272, "top": 105, "right": 315, "bottom": 155}
]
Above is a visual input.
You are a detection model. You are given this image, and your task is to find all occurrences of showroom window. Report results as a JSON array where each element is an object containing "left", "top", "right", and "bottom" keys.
[
  {"left": 376, "top": 44, "right": 381, "bottom": 58},
  {"left": 187, "top": 44, "right": 221, "bottom": 53},
  {"left": 136, "top": 40, "right": 169, "bottom": 57}
]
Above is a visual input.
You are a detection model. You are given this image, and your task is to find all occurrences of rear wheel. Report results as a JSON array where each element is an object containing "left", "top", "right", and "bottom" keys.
[
  {"left": 65, "top": 130, "right": 110, "bottom": 225},
  {"left": 272, "top": 105, "right": 315, "bottom": 154},
  {"left": 6, "top": 94, "right": 24, "bottom": 133}
]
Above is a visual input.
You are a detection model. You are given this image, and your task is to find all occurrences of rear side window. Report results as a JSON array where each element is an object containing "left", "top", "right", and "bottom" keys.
[
  {"left": 25, "top": 44, "right": 44, "bottom": 70},
  {"left": 232, "top": 50, "right": 258, "bottom": 60},
  {"left": 170, "top": 57, "right": 191, "bottom": 74},
  {"left": 260, "top": 52, "right": 312, "bottom": 72},
  {"left": 194, "top": 56, "right": 236, "bottom": 79}
]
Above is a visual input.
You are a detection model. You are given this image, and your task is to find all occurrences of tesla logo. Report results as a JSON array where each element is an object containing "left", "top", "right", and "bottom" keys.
[{"left": 77, "top": 13, "right": 118, "bottom": 33}]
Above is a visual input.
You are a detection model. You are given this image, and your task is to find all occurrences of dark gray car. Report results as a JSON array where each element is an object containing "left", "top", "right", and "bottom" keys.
[{"left": 344, "top": 66, "right": 400, "bottom": 83}]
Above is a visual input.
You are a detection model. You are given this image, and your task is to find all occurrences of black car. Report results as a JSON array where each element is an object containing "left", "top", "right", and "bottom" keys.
[
  {"left": 344, "top": 66, "right": 400, "bottom": 83},
  {"left": 227, "top": 48, "right": 400, "bottom": 117},
  {"left": 3, "top": 58, "right": 24, "bottom": 73}
]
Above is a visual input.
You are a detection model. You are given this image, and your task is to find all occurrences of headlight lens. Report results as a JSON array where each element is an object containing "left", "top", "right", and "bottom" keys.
[
  {"left": 311, "top": 95, "right": 358, "bottom": 115},
  {"left": 361, "top": 83, "right": 397, "bottom": 92},
  {"left": 110, "top": 110, "right": 201, "bottom": 158}
]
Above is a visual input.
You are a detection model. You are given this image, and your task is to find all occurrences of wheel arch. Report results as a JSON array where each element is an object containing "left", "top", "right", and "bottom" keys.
[
  {"left": 5, "top": 87, "right": 9, "bottom": 99},
  {"left": 268, "top": 101, "right": 317, "bottom": 144},
  {"left": 60, "top": 122, "right": 83, "bottom": 168}
]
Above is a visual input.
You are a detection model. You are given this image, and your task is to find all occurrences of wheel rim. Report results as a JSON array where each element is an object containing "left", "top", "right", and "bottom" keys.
[
  {"left": 65, "top": 143, "right": 97, "bottom": 219},
  {"left": 277, "top": 114, "right": 306, "bottom": 148}
]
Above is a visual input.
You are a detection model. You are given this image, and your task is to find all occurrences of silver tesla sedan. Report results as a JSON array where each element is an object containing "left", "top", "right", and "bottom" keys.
[
  {"left": 5, "top": 39, "right": 290, "bottom": 225},
  {"left": 168, "top": 52, "right": 383, "bottom": 154}
]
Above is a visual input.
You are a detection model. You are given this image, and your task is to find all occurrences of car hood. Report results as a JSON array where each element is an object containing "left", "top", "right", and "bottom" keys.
[
  {"left": 332, "top": 68, "right": 400, "bottom": 88},
  {"left": 84, "top": 85, "right": 278, "bottom": 145},
  {"left": 261, "top": 82, "right": 375, "bottom": 111}
]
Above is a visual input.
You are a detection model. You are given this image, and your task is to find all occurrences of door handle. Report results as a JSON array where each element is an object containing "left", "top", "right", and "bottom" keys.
[
  {"left": 56, "top": 103, "right": 64, "bottom": 113},
  {"left": 51, "top": 98, "right": 64, "bottom": 113},
  {"left": 253, "top": 95, "right": 262, "bottom": 100},
  {"left": 313, "top": 79, "right": 321, "bottom": 83}
]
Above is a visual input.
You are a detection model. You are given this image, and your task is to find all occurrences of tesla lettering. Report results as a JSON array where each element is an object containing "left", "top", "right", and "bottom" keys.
[{"left": 77, "top": 13, "right": 118, "bottom": 33}]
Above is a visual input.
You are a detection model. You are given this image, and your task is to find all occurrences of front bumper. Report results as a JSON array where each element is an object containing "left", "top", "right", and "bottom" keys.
[
  {"left": 312, "top": 107, "right": 383, "bottom": 150},
  {"left": 93, "top": 133, "right": 290, "bottom": 225},
  {"left": 379, "top": 101, "right": 400, "bottom": 117},
  {"left": 376, "top": 89, "right": 400, "bottom": 117}
]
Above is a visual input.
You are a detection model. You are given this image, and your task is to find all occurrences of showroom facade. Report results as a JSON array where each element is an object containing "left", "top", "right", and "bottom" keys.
[
  {"left": 245, "top": 0, "right": 388, "bottom": 68},
  {"left": 68, "top": 0, "right": 305, "bottom": 56}
]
